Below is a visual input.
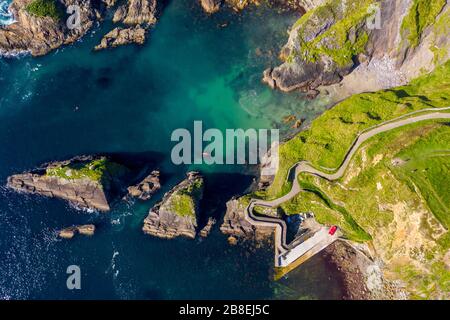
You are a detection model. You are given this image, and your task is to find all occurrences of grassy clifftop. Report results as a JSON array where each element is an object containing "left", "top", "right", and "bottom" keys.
[
  {"left": 264, "top": 60, "right": 450, "bottom": 199},
  {"left": 25, "top": 0, "right": 64, "bottom": 22},
  {"left": 259, "top": 58, "right": 450, "bottom": 298},
  {"left": 166, "top": 176, "right": 204, "bottom": 218},
  {"left": 46, "top": 157, "right": 129, "bottom": 185},
  {"left": 282, "top": 120, "right": 450, "bottom": 298}
]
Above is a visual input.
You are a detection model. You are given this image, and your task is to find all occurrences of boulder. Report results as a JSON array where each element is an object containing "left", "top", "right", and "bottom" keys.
[
  {"left": 126, "top": 170, "right": 161, "bottom": 201},
  {"left": 200, "top": 0, "right": 222, "bottom": 14},
  {"left": 94, "top": 25, "right": 147, "bottom": 50},
  {"left": 58, "top": 224, "right": 96, "bottom": 239}
]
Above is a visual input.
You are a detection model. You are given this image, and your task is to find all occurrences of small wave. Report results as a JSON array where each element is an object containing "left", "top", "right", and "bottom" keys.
[
  {"left": 105, "top": 250, "right": 120, "bottom": 275},
  {"left": 0, "top": 49, "right": 30, "bottom": 58},
  {"left": 68, "top": 202, "right": 98, "bottom": 214},
  {"left": 0, "top": 0, "right": 15, "bottom": 26}
]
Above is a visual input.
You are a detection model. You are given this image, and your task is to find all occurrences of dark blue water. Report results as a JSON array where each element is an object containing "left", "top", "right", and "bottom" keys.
[{"left": 0, "top": 1, "right": 341, "bottom": 299}]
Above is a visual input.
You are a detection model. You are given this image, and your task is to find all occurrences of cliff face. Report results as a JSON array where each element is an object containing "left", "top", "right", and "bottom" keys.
[
  {"left": 220, "top": 198, "right": 273, "bottom": 240},
  {"left": 7, "top": 155, "right": 130, "bottom": 211},
  {"left": 142, "top": 172, "right": 204, "bottom": 239},
  {"left": 112, "top": 0, "right": 157, "bottom": 25},
  {"left": 0, "top": 0, "right": 100, "bottom": 56},
  {"left": 264, "top": 0, "right": 450, "bottom": 100}
]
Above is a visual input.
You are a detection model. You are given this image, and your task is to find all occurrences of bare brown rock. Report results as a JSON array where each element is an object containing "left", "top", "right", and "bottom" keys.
[
  {"left": 199, "top": 217, "right": 216, "bottom": 237},
  {"left": 126, "top": 170, "right": 161, "bottom": 201},
  {"left": 200, "top": 0, "right": 222, "bottom": 14},
  {"left": 77, "top": 224, "right": 95, "bottom": 236},
  {"left": 323, "top": 240, "right": 407, "bottom": 300},
  {"left": 227, "top": 236, "right": 238, "bottom": 245},
  {"left": 112, "top": 0, "right": 157, "bottom": 25},
  {"left": 102, "top": 0, "right": 117, "bottom": 8},
  {"left": 58, "top": 228, "right": 76, "bottom": 239},
  {"left": 58, "top": 224, "right": 96, "bottom": 239},
  {"left": 94, "top": 25, "right": 146, "bottom": 51}
]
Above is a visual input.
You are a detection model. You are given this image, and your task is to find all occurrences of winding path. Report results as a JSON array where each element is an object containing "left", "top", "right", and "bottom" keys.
[{"left": 245, "top": 108, "right": 450, "bottom": 267}]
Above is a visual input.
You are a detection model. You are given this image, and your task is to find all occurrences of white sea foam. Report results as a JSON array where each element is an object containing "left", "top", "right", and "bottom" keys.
[{"left": 0, "top": 0, "right": 15, "bottom": 26}]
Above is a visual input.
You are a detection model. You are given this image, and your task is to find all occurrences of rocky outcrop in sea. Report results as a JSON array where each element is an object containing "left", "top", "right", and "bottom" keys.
[
  {"left": 58, "top": 224, "right": 96, "bottom": 239},
  {"left": 199, "top": 217, "right": 216, "bottom": 237},
  {"left": 7, "top": 155, "right": 131, "bottom": 211},
  {"left": 95, "top": 0, "right": 158, "bottom": 50},
  {"left": 142, "top": 172, "right": 204, "bottom": 239},
  {"left": 95, "top": 25, "right": 146, "bottom": 50},
  {"left": 125, "top": 170, "right": 161, "bottom": 201},
  {"left": 200, "top": 0, "right": 222, "bottom": 14}
]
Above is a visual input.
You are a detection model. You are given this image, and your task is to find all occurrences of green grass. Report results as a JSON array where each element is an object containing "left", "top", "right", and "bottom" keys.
[
  {"left": 298, "top": 180, "right": 372, "bottom": 242},
  {"left": 392, "top": 124, "right": 450, "bottom": 228},
  {"left": 278, "top": 121, "right": 449, "bottom": 297},
  {"left": 290, "top": 0, "right": 373, "bottom": 67},
  {"left": 170, "top": 193, "right": 196, "bottom": 217},
  {"left": 401, "top": 0, "right": 447, "bottom": 48},
  {"left": 265, "top": 60, "right": 450, "bottom": 199},
  {"left": 168, "top": 177, "right": 204, "bottom": 217},
  {"left": 430, "top": 5, "right": 449, "bottom": 65},
  {"left": 26, "top": 0, "right": 64, "bottom": 22},
  {"left": 46, "top": 157, "right": 127, "bottom": 183}
]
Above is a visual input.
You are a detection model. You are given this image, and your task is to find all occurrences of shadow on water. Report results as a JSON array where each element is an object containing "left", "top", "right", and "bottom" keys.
[{"left": 198, "top": 172, "right": 255, "bottom": 228}]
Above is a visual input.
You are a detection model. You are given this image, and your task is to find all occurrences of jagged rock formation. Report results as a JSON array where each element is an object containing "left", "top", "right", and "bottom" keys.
[
  {"left": 96, "top": 0, "right": 158, "bottom": 50},
  {"left": 94, "top": 25, "right": 146, "bottom": 50},
  {"left": 7, "top": 155, "right": 130, "bottom": 211},
  {"left": 142, "top": 172, "right": 204, "bottom": 239},
  {"left": 200, "top": 0, "right": 222, "bottom": 14},
  {"left": 224, "top": 0, "right": 313, "bottom": 12},
  {"left": 58, "top": 224, "right": 96, "bottom": 239},
  {"left": 220, "top": 198, "right": 273, "bottom": 240},
  {"left": 199, "top": 217, "right": 216, "bottom": 237},
  {"left": 263, "top": 0, "right": 450, "bottom": 100},
  {"left": 125, "top": 170, "right": 161, "bottom": 200},
  {"left": 0, "top": 0, "right": 100, "bottom": 56},
  {"left": 101, "top": 0, "right": 117, "bottom": 8},
  {"left": 112, "top": 0, "right": 157, "bottom": 25}
]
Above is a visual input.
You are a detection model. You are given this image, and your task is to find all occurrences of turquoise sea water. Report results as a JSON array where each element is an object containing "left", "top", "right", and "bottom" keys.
[{"left": 0, "top": 1, "right": 342, "bottom": 299}]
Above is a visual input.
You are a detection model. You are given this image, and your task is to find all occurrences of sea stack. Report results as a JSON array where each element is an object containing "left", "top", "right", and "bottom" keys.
[
  {"left": 7, "top": 155, "right": 131, "bottom": 212},
  {"left": 143, "top": 172, "right": 204, "bottom": 239}
]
